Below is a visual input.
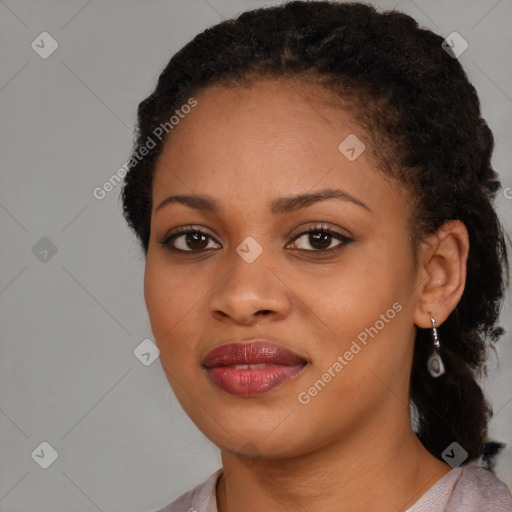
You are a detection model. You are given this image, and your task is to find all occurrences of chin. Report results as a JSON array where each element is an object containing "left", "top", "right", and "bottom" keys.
[{"left": 191, "top": 407, "right": 315, "bottom": 457}]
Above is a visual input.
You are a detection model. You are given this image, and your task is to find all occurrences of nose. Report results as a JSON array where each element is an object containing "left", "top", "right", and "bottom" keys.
[{"left": 208, "top": 249, "right": 292, "bottom": 326}]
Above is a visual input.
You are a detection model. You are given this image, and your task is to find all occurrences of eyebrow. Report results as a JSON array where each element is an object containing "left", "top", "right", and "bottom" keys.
[{"left": 155, "top": 188, "right": 372, "bottom": 215}]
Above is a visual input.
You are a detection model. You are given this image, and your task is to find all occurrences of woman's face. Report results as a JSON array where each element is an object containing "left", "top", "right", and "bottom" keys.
[{"left": 144, "top": 78, "right": 423, "bottom": 458}]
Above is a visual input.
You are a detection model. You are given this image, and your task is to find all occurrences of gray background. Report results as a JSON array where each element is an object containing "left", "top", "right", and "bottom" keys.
[{"left": 1, "top": 0, "right": 511, "bottom": 510}]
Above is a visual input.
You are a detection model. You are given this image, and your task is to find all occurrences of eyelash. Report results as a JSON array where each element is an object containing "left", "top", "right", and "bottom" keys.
[{"left": 157, "top": 223, "right": 353, "bottom": 256}]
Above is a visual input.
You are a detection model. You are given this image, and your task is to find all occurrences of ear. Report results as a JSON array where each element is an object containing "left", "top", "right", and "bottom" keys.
[{"left": 413, "top": 220, "right": 469, "bottom": 328}]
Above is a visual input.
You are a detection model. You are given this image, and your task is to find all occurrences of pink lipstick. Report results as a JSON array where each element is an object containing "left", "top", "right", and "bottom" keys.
[{"left": 202, "top": 341, "right": 307, "bottom": 397}]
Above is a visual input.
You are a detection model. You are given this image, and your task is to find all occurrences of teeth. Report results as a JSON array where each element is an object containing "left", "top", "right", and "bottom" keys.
[{"left": 232, "top": 363, "right": 267, "bottom": 370}]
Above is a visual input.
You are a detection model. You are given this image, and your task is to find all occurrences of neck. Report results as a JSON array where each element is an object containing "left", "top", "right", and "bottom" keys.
[{"left": 216, "top": 408, "right": 451, "bottom": 512}]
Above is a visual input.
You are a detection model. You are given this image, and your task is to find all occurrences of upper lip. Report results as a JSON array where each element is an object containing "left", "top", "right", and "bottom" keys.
[{"left": 202, "top": 340, "right": 308, "bottom": 368}]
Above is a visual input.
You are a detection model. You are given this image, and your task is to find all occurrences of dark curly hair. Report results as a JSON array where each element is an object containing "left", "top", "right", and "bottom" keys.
[{"left": 121, "top": 1, "right": 510, "bottom": 463}]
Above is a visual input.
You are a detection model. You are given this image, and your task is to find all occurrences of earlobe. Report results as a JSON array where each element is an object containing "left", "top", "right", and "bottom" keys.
[{"left": 413, "top": 220, "right": 469, "bottom": 328}]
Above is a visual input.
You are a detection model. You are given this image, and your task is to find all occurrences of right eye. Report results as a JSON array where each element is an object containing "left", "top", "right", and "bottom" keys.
[{"left": 158, "top": 227, "right": 221, "bottom": 252}]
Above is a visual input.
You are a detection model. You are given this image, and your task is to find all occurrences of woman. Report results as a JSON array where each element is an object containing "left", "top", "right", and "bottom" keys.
[{"left": 121, "top": 1, "right": 512, "bottom": 510}]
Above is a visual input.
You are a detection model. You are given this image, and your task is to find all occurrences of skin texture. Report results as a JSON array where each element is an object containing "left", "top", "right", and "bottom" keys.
[{"left": 144, "top": 79, "right": 469, "bottom": 512}]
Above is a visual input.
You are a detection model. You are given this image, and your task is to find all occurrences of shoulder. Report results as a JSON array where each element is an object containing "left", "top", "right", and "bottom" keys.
[
  {"left": 408, "top": 465, "right": 512, "bottom": 512},
  {"left": 448, "top": 465, "right": 512, "bottom": 511},
  {"left": 153, "top": 468, "right": 222, "bottom": 512}
]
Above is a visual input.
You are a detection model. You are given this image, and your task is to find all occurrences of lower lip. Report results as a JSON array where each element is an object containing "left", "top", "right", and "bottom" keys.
[{"left": 206, "top": 363, "right": 306, "bottom": 397}]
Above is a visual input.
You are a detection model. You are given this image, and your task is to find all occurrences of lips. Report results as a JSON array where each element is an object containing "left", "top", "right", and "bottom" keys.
[{"left": 202, "top": 341, "right": 308, "bottom": 397}]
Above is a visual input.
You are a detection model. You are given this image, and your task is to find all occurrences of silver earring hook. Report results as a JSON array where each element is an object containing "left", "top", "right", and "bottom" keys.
[{"left": 431, "top": 317, "right": 440, "bottom": 349}]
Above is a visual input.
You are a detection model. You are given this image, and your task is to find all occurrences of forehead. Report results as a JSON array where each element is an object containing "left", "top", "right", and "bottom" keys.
[{"left": 151, "top": 78, "right": 402, "bottom": 218}]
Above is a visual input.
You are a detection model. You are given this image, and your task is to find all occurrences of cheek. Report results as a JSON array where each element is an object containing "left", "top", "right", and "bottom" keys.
[
  {"left": 310, "top": 251, "right": 405, "bottom": 334},
  {"left": 143, "top": 255, "right": 202, "bottom": 357},
  {"left": 305, "top": 239, "right": 415, "bottom": 379}
]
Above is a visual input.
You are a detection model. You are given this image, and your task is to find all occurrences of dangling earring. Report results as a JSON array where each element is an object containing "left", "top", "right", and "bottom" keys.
[{"left": 427, "top": 317, "right": 445, "bottom": 378}]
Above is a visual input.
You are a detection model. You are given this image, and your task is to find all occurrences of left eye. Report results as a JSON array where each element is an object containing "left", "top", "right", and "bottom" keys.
[{"left": 288, "top": 229, "right": 351, "bottom": 252}]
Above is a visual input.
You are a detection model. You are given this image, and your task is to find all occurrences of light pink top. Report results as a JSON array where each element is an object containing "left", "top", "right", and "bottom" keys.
[{"left": 154, "top": 465, "right": 512, "bottom": 511}]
